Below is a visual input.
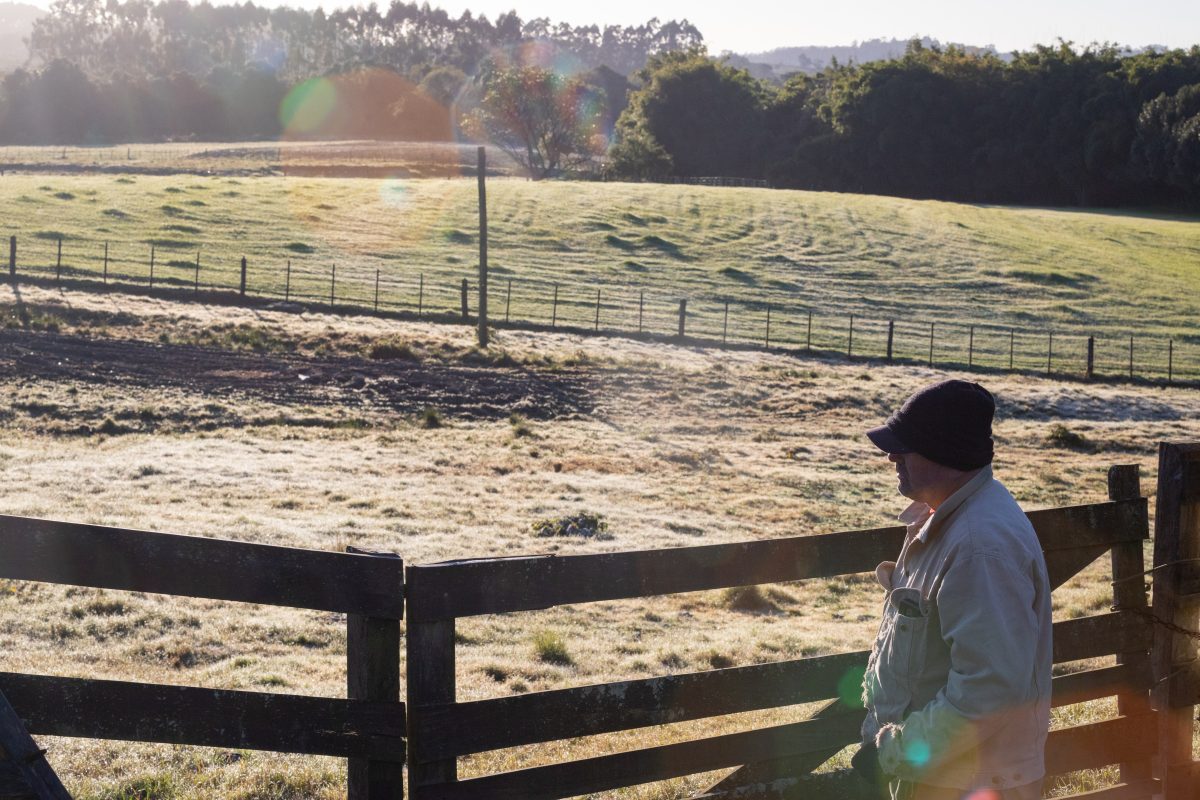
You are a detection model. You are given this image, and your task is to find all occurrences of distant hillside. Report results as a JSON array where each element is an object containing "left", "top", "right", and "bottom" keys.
[
  {"left": 739, "top": 37, "right": 1001, "bottom": 78},
  {"left": 0, "top": 2, "right": 42, "bottom": 72}
]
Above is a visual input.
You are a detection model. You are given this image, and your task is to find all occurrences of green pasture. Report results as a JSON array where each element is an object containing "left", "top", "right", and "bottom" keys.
[{"left": 3, "top": 174, "right": 1198, "bottom": 375}]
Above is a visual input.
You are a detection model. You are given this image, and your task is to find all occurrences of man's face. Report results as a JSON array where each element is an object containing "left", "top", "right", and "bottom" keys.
[{"left": 887, "top": 450, "right": 941, "bottom": 504}]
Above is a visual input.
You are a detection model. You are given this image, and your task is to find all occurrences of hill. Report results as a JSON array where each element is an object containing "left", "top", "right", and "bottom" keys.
[
  {"left": 0, "top": 171, "right": 1196, "bottom": 377},
  {"left": 738, "top": 36, "right": 1002, "bottom": 77},
  {"left": 0, "top": 2, "right": 42, "bottom": 72}
]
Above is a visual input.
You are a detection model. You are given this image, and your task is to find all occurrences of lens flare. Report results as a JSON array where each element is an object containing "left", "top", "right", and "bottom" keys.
[
  {"left": 837, "top": 665, "right": 867, "bottom": 708},
  {"left": 903, "top": 737, "right": 931, "bottom": 767},
  {"left": 280, "top": 78, "right": 337, "bottom": 134}
]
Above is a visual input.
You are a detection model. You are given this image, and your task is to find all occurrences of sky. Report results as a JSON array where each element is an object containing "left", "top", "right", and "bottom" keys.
[{"left": 20, "top": 0, "right": 1200, "bottom": 55}]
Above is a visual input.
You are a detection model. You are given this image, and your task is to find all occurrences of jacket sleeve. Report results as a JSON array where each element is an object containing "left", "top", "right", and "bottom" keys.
[{"left": 875, "top": 547, "right": 1039, "bottom": 777}]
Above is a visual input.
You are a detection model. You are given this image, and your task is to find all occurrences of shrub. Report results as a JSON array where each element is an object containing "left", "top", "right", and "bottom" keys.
[
  {"left": 1046, "top": 423, "right": 1091, "bottom": 451},
  {"left": 531, "top": 512, "right": 610, "bottom": 539},
  {"left": 720, "top": 585, "right": 777, "bottom": 613}
]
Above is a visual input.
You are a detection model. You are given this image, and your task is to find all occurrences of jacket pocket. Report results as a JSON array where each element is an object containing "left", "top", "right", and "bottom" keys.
[{"left": 886, "top": 588, "right": 931, "bottom": 697}]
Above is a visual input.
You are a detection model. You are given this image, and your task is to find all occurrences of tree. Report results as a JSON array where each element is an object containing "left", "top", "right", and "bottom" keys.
[
  {"left": 466, "top": 65, "right": 602, "bottom": 179},
  {"left": 610, "top": 48, "right": 768, "bottom": 178}
]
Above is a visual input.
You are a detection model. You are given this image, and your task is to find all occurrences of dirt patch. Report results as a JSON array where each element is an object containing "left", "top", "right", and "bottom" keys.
[{"left": 0, "top": 329, "right": 592, "bottom": 424}]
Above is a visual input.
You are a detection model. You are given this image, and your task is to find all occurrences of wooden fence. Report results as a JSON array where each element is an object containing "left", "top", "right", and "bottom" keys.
[
  {"left": 3, "top": 448, "right": 1200, "bottom": 799},
  {"left": 0, "top": 518, "right": 408, "bottom": 799}
]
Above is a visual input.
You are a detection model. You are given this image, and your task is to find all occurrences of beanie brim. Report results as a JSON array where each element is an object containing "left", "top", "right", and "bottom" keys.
[{"left": 867, "top": 425, "right": 914, "bottom": 455}]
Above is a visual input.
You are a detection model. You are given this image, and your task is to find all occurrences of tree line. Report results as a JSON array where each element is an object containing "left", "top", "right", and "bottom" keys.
[{"left": 610, "top": 43, "right": 1200, "bottom": 207}]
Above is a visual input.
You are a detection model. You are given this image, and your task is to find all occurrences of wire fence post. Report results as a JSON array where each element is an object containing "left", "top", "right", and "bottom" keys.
[
  {"left": 1047, "top": 332, "right": 1053, "bottom": 375},
  {"left": 330, "top": 265, "right": 336, "bottom": 308},
  {"left": 928, "top": 322, "right": 934, "bottom": 366},
  {"left": 477, "top": 145, "right": 489, "bottom": 348},
  {"left": 1168, "top": 339, "right": 1174, "bottom": 384},
  {"left": 149, "top": 246, "right": 155, "bottom": 289},
  {"left": 374, "top": 270, "right": 380, "bottom": 312},
  {"left": 103, "top": 241, "right": 108, "bottom": 284},
  {"left": 595, "top": 289, "right": 602, "bottom": 331},
  {"left": 723, "top": 301, "right": 729, "bottom": 344},
  {"left": 194, "top": 250, "right": 199, "bottom": 293},
  {"left": 765, "top": 305, "right": 771, "bottom": 349},
  {"left": 1129, "top": 335, "right": 1134, "bottom": 380},
  {"left": 638, "top": 289, "right": 644, "bottom": 333},
  {"left": 418, "top": 273, "right": 424, "bottom": 318},
  {"left": 239, "top": 256, "right": 247, "bottom": 296},
  {"left": 551, "top": 284, "right": 558, "bottom": 328},
  {"left": 676, "top": 299, "right": 687, "bottom": 338},
  {"left": 968, "top": 325, "right": 974, "bottom": 368},
  {"left": 886, "top": 320, "right": 894, "bottom": 361},
  {"left": 848, "top": 314, "right": 854, "bottom": 357},
  {"left": 1009, "top": 329, "right": 1015, "bottom": 371},
  {"left": 285, "top": 259, "right": 291, "bottom": 302},
  {"left": 1087, "top": 336, "right": 1095, "bottom": 380},
  {"left": 55, "top": 236, "right": 62, "bottom": 283},
  {"left": 7, "top": 235, "right": 14, "bottom": 279},
  {"left": 505, "top": 279, "right": 512, "bottom": 323},
  {"left": 460, "top": 278, "right": 469, "bottom": 321},
  {"left": 806, "top": 311, "right": 812, "bottom": 350}
]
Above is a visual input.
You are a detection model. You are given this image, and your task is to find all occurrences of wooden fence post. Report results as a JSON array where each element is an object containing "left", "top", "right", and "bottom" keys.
[
  {"left": 1168, "top": 340, "right": 1174, "bottom": 384},
  {"left": 103, "top": 241, "right": 108, "bottom": 283},
  {"left": 847, "top": 314, "right": 853, "bottom": 357},
  {"left": 677, "top": 299, "right": 686, "bottom": 338},
  {"left": 406, "top": 573, "right": 456, "bottom": 795},
  {"left": 1087, "top": 336, "right": 1095, "bottom": 380},
  {"left": 418, "top": 274, "right": 423, "bottom": 318},
  {"left": 1010, "top": 329, "right": 1015, "bottom": 371},
  {"left": 330, "top": 266, "right": 336, "bottom": 308},
  {"left": 194, "top": 250, "right": 200, "bottom": 293},
  {"left": 723, "top": 301, "right": 729, "bottom": 344},
  {"left": 240, "top": 256, "right": 247, "bottom": 296},
  {"left": 806, "top": 311, "right": 812, "bottom": 350},
  {"left": 374, "top": 270, "right": 380, "bottom": 312},
  {"left": 1047, "top": 332, "right": 1053, "bottom": 375},
  {"left": 1150, "top": 442, "right": 1200, "bottom": 799},
  {"left": 346, "top": 547, "right": 404, "bottom": 800},
  {"left": 505, "top": 279, "right": 512, "bottom": 323},
  {"left": 1107, "top": 465, "right": 1153, "bottom": 786},
  {"left": 765, "top": 305, "right": 771, "bottom": 349},
  {"left": 928, "top": 322, "right": 934, "bottom": 367},
  {"left": 1129, "top": 335, "right": 1134, "bottom": 380},
  {"left": 149, "top": 246, "right": 155, "bottom": 289},
  {"left": 460, "top": 279, "right": 469, "bottom": 321},
  {"left": 886, "top": 321, "right": 894, "bottom": 362},
  {"left": 551, "top": 285, "right": 558, "bottom": 328},
  {"left": 8, "top": 235, "right": 15, "bottom": 279},
  {"left": 595, "top": 289, "right": 601, "bottom": 331},
  {"left": 637, "top": 290, "right": 643, "bottom": 333},
  {"left": 55, "top": 236, "right": 61, "bottom": 282},
  {"left": 968, "top": 325, "right": 974, "bottom": 368}
]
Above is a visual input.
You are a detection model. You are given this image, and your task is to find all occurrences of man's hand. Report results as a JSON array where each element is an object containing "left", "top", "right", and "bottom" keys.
[{"left": 851, "top": 740, "right": 883, "bottom": 786}]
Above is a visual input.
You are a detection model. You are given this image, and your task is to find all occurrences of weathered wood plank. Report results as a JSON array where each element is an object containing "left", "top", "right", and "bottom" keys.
[
  {"left": 347, "top": 548, "right": 405, "bottom": 799},
  {"left": 0, "top": 689, "right": 71, "bottom": 800},
  {"left": 407, "top": 500, "right": 1147, "bottom": 621},
  {"left": 1051, "top": 660, "right": 1152, "bottom": 708},
  {"left": 1044, "top": 713, "right": 1158, "bottom": 775},
  {"left": 410, "top": 652, "right": 869, "bottom": 761},
  {"left": 406, "top": 618, "right": 456, "bottom": 794},
  {"left": 1053, "top": 612, "right": 1152, "bottom": 663},
  {"left": 0, "top": 515, "right": 405, "bottom": 616},
  {"left": 0, "top": 673, "right": 405, "bottom": 761},
  {"left": 413, "top": 710, "right": 866, "bottom": 799},
  {"left": 1046, "top": 545, "right": 1111, "bottom": 590}
]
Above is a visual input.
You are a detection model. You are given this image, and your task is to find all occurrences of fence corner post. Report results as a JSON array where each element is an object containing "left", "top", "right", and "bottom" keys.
[
  {"left": 346, "top": 546, "right": 405, "bottom": 800},
  {"left": 1150, "top": 442, "right": 1200, "bottom": 799}
]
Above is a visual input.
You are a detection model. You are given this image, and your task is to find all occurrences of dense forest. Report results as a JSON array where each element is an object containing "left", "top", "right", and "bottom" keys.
[{"left": 1, "top": 0, "right": 1198, "bottom": 208}]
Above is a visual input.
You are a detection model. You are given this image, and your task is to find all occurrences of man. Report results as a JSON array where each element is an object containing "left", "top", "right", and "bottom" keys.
[{"left": 852, "top": 379, "right": 1052, "bottom": 800}]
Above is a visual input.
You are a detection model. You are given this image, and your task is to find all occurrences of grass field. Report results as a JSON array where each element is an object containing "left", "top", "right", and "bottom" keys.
[
  {"left": 2, "top": 172, "right": 1199, "bottom": 379},
  {"left": 2, "top": 280, "right": 1199, "bottom": 799}
]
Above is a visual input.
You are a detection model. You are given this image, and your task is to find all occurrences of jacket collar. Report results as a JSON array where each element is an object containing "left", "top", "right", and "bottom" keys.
[{"left": 898, "top": 465, "right": 994, "bottom": 544}]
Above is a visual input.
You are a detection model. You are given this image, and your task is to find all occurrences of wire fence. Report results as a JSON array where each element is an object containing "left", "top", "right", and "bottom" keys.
[{"left": 3, "top": 232, "right": 1196, "bottom": 385}]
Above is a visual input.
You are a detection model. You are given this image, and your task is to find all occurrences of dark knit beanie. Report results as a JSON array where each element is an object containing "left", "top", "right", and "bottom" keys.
[{"left": 866, "top": 379, "right": 995, "bottom": 470}]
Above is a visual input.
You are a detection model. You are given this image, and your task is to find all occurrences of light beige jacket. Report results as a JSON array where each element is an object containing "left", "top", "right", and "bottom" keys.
[{"left": 862, "top": 466, "right": 1052, "bottom": 791}]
